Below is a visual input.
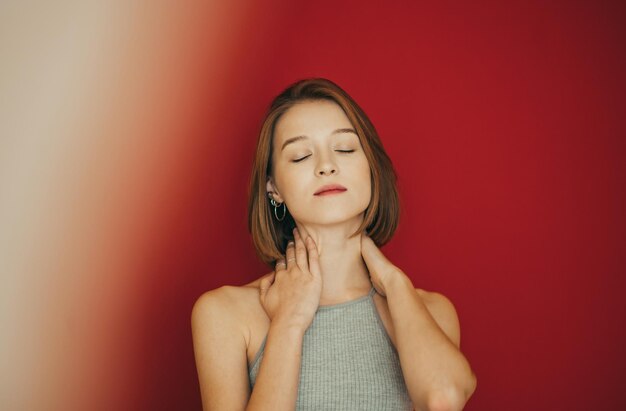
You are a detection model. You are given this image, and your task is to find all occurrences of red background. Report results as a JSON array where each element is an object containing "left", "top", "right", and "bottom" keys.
[{"left": 150, "top": 1, "right": 625, "bottom": 409}]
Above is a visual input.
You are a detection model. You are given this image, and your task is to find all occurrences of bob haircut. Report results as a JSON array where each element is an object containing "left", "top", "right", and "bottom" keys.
[{"left": 247, "top": 77, "right": 400, "bottom": 267}]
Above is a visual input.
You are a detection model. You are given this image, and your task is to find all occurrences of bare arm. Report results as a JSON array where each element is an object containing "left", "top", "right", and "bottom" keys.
[
  {"left": 248, "top": 228, "right": 322, "bottom": 410},
  {"left": 191, "top": 285, "right": 309, "bottom": 411},
  {"left": 246, "top": 321, "right": 305, "bottom": 410},
  {"left": 192, "top": 229, "right": 321, "bottom": 410},
  {"left": 191, "top": 287, "right": 250, "bottom": 410},
  {"left": 360, "top": 233, "right": 476, "bottom": 411},
  {"left": 384, "top": 273, "right": 477, "bottom": 411}
]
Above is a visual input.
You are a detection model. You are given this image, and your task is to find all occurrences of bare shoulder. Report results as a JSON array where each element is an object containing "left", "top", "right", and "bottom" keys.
[
  {"left": 191, "top": 286, "right": 243, "bottom": 341},
  {"left": 190, "top": 275, "right": 271, "bottom": 410},
  {"left": 191, "top": 279, "right": 265, "bottom": 327},
  {"left": 191, "top": 273, "right": 273, "bottom": 336},
  {"left": 415, "top": 288, "right": 461, "bottom": 348},
  {"left": 191, "top": 285, "right": 240, "bottom": 321}
]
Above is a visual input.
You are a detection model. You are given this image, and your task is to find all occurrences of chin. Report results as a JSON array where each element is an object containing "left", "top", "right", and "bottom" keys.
[{"left": 296, "top": 208, "right": 367, "bottom": 226}]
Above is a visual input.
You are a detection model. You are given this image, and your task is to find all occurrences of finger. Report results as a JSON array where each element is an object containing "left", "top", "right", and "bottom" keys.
[
  {"left": 293, "top": 227, "right": 309, "bottom": 272},
  {"left": 305, "top": 235, "right": 321, "bottom": 279},
  {"left": 259, "top": 275, "right": 273, "bottom": 303},
  {"left": 285, "top": 240, "right": 296, "bottom": 270},
  {"left": 275, "top": 258, "right": 286, "bottom": 272},
  {"left": 361, "top": 232, "right": 386, "bottom": 263},
  {"left": 360, "top": 233, "right": 396, "bottom": 276}
]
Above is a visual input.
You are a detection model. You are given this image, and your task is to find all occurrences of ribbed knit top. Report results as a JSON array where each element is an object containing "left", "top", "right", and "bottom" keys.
[{"left": 248, "top": 286, "right": 414, "bottom": 410}]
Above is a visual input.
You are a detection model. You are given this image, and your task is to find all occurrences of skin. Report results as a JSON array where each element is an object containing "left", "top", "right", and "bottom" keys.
[
  {"left": 266, "top": 99, "right": 374, "bottom": 304},
  {"left": 191, "top": 99, "right": 476, "bottom": 411}
]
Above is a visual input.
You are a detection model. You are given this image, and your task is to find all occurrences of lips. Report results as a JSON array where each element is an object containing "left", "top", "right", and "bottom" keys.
[{"left": 314, "top": 184, "right": 347, "bottom": 195}]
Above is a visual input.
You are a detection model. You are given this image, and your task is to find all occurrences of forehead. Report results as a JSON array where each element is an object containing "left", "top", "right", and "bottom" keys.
[{"left": 275, "top": 100, "right": 353, "bottom": 140}]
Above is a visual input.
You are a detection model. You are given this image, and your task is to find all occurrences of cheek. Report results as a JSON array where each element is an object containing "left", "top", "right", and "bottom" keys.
[
  {"left": 358, "top": 159, "right": 372, "bottom": 186},
  {"left": 363, "top": 167, "right": 373, "bottom": 198},
  {"left": 275, "top": 167, "right": 307, "bottom": 200},
  {"left": 354, "top": 160, "right": 372, "bottom": 201}
]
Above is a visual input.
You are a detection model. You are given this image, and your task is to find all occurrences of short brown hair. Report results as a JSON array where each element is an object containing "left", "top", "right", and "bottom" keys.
[{"left": 247, "top": 78, "right": 400, "bottom": 267}]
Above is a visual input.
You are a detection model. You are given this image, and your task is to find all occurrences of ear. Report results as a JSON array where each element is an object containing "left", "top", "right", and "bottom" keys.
[{"left": 266, "top": 177, "right": 284, "bottom": 203}]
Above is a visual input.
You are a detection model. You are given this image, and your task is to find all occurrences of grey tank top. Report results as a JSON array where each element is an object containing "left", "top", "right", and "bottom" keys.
[{"left": 248, "top": 286, "right": 414, "bottom": 410}]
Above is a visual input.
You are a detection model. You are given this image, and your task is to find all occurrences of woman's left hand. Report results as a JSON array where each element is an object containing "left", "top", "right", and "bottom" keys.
[{"left": 360, "top": 232, "right": 406, "bottom": 297}]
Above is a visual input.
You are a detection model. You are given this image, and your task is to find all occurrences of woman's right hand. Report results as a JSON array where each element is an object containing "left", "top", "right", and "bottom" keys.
[{"left": 259, "top": 227, "right": 322, "bottom": 333}]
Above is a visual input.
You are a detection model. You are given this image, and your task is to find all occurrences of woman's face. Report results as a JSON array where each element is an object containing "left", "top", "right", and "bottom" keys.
[{"left": 267, "top": 100, "right": 372, "bottom": 227}]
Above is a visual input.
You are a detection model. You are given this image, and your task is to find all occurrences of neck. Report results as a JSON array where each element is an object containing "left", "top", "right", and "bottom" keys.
[{"left": 295, "top": 221, "right": 372, "bottom": 302}]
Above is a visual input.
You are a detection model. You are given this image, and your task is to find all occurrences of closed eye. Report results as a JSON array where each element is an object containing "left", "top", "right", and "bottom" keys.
[{"left": 292, "top": 150, "right": 355, "bottom": 163}]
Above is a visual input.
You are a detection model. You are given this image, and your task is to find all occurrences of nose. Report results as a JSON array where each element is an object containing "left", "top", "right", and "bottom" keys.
[{"left": 315, "top": 156, "right": 338, "bottom": 176}]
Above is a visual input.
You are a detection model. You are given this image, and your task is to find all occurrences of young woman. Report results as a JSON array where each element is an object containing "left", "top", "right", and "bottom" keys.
[{"left": 191, "top": 78, "right": 477, "bottom": 411}]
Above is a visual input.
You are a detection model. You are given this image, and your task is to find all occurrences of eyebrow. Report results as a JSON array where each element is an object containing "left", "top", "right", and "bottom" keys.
[{"left": 280, "top": 128, "right": 358, "bottom": 152}]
